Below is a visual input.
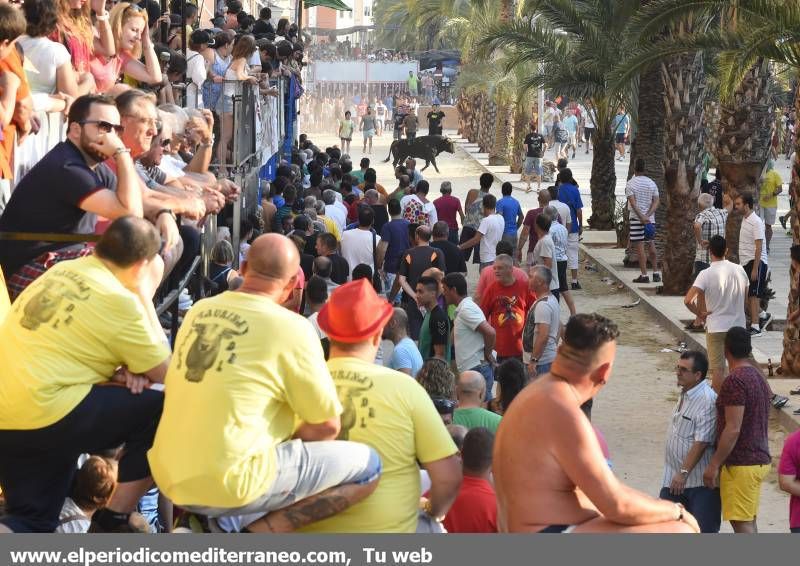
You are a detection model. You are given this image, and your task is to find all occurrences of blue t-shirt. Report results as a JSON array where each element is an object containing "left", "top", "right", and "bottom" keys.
[
  {"left": 380, "top": 218, "right": 411, "bottom": 273},
  {"left": 563, "top": 115, "right": 578, "bottom": 134},
  {"left": 558, "top": 184, "right": 584, "bottom": 234},
  {"left": 389, "top": 336, "right": 423, "bottom": 378},
  {"left": 496, "top": 195, "right": 523, "bottom": 235},
  {"left": 613, "top": 114, "right": 629, "bottom": 134}
]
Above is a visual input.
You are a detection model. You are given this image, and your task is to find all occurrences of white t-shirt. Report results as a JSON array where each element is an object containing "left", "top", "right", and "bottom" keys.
[
  {"left": 18, "top": 36, "right": 70, "bottom": 97},
  {"left": 55, "top": 497, "right": 90, "bottom": 533},
  {"left": 185, "top": 49, "right": 207, "bottom": 109},
  {"left": 532, "top": 234, "right": 559, "bottom": 290},
  {"left": 326, "top": 203, "right": 347, "bottom": 232},
  {"left": 692, "top": 259, "right": 749, "bottom": 333},
  {"left": 341, "top": 228, "right": 381, "bottom": 278},
  {"left": 453, "top": 296, "right": 487, "bottom": 373},
  {"left": 739, "top": 212, "right": 768, "bottom": 265},
  {"left": 159, "top": 154, "right": 187, "bottom": 179},
  {"left": 550, "top": 200, "right": 572, "bottom": 230},
  {"left": 478, "top": 214, "right": 505, "bottom": 264},
  {"left": 625, "top": 175, "right": 659, "bottom": 223}
]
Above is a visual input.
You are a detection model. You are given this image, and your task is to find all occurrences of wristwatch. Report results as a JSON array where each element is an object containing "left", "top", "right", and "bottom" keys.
[
  {"left": 531, "top": 356, "right": 540, "bottom": 363},
  {"left": 680, "top": 468, "right": 690, "bottom": 476}
]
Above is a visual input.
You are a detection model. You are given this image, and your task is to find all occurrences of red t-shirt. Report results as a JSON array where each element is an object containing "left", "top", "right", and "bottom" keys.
[
  {"left": 716, "top": 365, "right": 771, "bottom": 466},
  {"left": 479, "top": 278, "right": 536, "bottom": 357},
  {"left": 442, "top": 476, "right": 497, "bottom": 533},
  {"left": 475, "top": 265, "right": 528, "bottom": 304},
  {"left": 522, "top": 207, "right": 543, "bottom": 251},
  {"left": 433, "top": 195, "right": 462, "bottom": 230},
  {"left": 779, "top": 430, "right": 800, "bottom": 529}
]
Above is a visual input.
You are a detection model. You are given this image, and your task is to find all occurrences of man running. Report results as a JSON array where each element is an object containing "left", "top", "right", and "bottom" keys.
[{"left": 494, "top": 313, "right": 700, "bottom": 533}]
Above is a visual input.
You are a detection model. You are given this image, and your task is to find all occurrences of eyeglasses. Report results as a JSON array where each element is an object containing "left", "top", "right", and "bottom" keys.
[
  {"left": 78, "top": 120, "right": 124, "bottom": 134},
  {"left": 123, "top": 115, "right": 162, "bottom": 130}
]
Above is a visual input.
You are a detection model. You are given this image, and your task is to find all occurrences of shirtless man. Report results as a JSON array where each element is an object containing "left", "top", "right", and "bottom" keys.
[{"left": 494, "top": 313, "right": 700, "bottom": 533}]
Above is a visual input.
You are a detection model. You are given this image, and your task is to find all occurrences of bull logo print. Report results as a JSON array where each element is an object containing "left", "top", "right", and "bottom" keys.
[
  {"left": 497, "top": 295, "right": 522, "bottom": 327},
  {"left": 20, "top": 278, "right": 89, "bottom": 331},
  {"left": 184, "top": 321, "right": 249, "bottom": 382},
  {"left": 335, "top": 381, "right": 373, "bottom": 441}
]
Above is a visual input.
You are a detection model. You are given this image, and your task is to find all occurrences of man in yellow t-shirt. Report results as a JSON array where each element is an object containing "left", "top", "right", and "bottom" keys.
[
  {"left": 0, "top": 268, "right": 9, "bottom": 323},
  {"left": 0, "top": 217, "right": 171, "bottom": 533},
  {"left": 759, "top": 163, "right": 782, "bottom": 252},
  {"left": 148, "top": 234, "right": 381, "bottom": 533},
  {"left": 305, "top": 278, "right": 462, "bottom": 533}
]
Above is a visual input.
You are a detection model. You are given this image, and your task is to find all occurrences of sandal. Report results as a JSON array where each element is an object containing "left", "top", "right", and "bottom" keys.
[
  {"left": 684, "top": 322, "right": 705, "bottom": 332},
  {"left": 790, "top": 388, "right": 800, "bottom": 395}
]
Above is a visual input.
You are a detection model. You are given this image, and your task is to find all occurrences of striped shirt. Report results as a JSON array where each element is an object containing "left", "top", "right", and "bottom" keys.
[
  {"left": 662, "top": 380, "right": 717, "bottom": 489},
  {"left": 625, "top": 175, "right": 659, "bottom": 223},
  {"left": 694, "top": 208, "right": 728, "bottom": 264}
]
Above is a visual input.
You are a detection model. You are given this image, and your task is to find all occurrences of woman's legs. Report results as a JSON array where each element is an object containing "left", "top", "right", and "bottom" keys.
[{"left": 218, "top": 112, "right": 233, "bottom": 170}]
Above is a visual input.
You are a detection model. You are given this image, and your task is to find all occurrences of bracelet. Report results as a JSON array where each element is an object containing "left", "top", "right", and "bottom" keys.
[
  {"left": 95, "top": 13, "right": 109, "bottom": 21},
  {"left": 113, "top": 147, "right": 131, "bottom": 156}
]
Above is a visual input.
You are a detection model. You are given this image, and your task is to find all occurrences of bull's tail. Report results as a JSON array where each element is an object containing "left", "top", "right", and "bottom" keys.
[{"left": 383, "top": 141, "right": 395, "bottom": 163}]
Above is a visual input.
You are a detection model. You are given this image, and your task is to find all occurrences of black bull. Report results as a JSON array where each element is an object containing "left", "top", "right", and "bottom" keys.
[{"left": 383, "top": 135, "right": 455, "bottom": 173}]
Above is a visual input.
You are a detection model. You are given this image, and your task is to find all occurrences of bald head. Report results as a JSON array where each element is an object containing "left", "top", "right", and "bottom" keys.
[
  {"left": 313, "top": 255, "right": 333, "bottom": 278},
  {"left": 538, "top": 189, "right": 551, "bottom": 206},
  {"left": 457, "top": 370, "right": 486, "bottom": 406},
  {"left": 382, "top": 306, "right": 409, "bottom": 341},
  {"left": 243, "top": 234, "right": 300, "bottom": 283}
]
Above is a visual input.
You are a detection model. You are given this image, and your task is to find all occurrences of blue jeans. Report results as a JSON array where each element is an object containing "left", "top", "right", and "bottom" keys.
[
  {"left": 471, "top": 362, "right": 494, "bottom": 402},
  {"left": 187, "top": 439, "right": 382, "bottom": 532},
  {"left": 537, "top": 362, "right": 552, "bottom": 375},
  {"left": 448, "top": 228, "right": 459, "bottom": 245},
  {"left": 659, "top": 486, "right": 721, "bottom": 533}
]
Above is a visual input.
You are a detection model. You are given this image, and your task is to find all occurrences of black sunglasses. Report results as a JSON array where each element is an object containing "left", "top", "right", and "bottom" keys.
[
  {"left": 431, "top": 397, "right": 456, "bottom": 414},
  {"left": 79, "top": 120, "right": 124, "bottom": 134}
]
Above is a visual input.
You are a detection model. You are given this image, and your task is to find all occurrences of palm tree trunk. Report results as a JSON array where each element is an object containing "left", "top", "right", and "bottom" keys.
[
  {"left": 781, "top": 84, "right": 800, "bottom": 375},
  {"left": 717, "top": 59, "right": 774, "bottom": 263},
  {"left": 660, "top": 53, "right": 706, "bottom": 294},
  {"left": 510, "top": 102, "right": 529, "bottom": 174},
  {"left": 488, "top": 0, "right": 513, "bottom": 166},
  {"left": 588, "top": 131, "right": 617, "bottom": 230}
]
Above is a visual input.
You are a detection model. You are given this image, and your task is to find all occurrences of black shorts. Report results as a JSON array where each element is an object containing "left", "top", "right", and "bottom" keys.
[
  {"left": 557, "top": 260, "right": 569, "bottom": 293},
  {"left": 615, "top": 132, "right": 626, "bottom": 144},
  {"left": 584, "top": 128, "right": 594, "bottom": 141},
  {"left": 0, "top": 385, "right": 163, "bottom": 532},
  {"left": 743, "top": 260, "right": 769, "bottom": 298}
]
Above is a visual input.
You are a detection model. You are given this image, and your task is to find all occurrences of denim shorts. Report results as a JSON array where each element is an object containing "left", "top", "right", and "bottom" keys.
[
  {"left": 216, "top": 95, "right": 233, "bottom": 114},
  {"left": 186, "top": 439, "right": 381, "bottom": 532}
]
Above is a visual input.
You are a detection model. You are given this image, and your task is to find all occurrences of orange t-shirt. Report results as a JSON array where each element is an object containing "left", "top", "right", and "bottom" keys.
[{"left": 0, "top": 49, "right": 30, "bottom": 179}]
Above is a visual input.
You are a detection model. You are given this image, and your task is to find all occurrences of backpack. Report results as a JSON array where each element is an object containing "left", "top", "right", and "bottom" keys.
[{"left": 403, "top": 197, "right": 430, "bottom": 226}]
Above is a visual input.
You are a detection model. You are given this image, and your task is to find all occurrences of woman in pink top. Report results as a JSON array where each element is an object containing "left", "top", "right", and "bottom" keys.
[
  {"left": 55, "top": 0, "right": 113, "bottom": 83},
  {"left": 90, "top": 2, "right": 161, "bottom": 94}
]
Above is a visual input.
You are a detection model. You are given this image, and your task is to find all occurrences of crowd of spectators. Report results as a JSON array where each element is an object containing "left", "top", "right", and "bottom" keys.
[{"left": 308, "top": 40, "right": 412, "bottom": 63}]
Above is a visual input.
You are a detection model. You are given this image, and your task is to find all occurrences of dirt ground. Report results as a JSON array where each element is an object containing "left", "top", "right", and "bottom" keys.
[{"left": 306, "top": 127, "right": 791, "bottom": 533}]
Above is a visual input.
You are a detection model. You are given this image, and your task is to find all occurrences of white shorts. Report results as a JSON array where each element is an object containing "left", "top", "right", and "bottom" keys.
[
  {"left": 567, "top": 232, "right": 580, "bottom": 270},
  {"left": 760, "top": 207, "right": 777, "bottom": 225}
]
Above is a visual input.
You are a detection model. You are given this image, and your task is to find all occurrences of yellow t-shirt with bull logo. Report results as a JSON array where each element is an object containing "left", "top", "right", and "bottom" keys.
[
  {"left": 148, "top": 291, "right": 342, "bottom": 509},
  {"left": 301, "top": 357, "right": 457, "bottom": 533},
  {"left": 0, "top": 255, "right": 170, "bottom": 430}
]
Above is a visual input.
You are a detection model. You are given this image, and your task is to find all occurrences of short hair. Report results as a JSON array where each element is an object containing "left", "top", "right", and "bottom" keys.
[
  {"left": 557, "top": 157, "right": 568, "bottom": 170},
  {"left": 791, "top": 244, "right": 800, "bottom": 264},
  {"left": 563, "top": 313, "right": 620, "bottom": 353},
  {"left": 479, "top": 173, "right": 494, "bottom": 189},
  {"left": 227, "top": 0, "right": 242, "bottom": 14},
  {"left": 318, "top": 232, "right": 337, "bottom": 252},
  {"left": 495, "top": 358, "right": 527, "bottom": 413},
  {"left": 94, "top": 216, "right": 161, "bottom": 268},
  {"left": 23, "top": 0, "right": 58, "bottom": 37},
  {"left": 416, "top": 275, "right": 439, "bottom": 293},
  {"left": 680, "top": 350, "right": 708, "bottom": 378},
  {"left": 351, "top": 263, "right": 373, "bottom": 281},
  {"left": 360, "top": 157, "right": 370, "bottom": 168},
  {"left": 531, "top": 265, "right": 552, "bottom": 286},
  {"left": 447, "top": 424, "right": 469, "bottom": 451},
  {"left": 538, "top": 189, "right": 552, "bottom": 204},
  {"left": 416, "top": 225, "right": 432, "bottom": 242},
  {"left": 0, "top": 3, "right": 27, "bottom": 42},
  {"left": 501, "top": 182, "right": 513, "bottom": 196},
  {"left": 358, "top": 206, "right": 374, "bottom": 227},
  {"left": 211, "top": 239, "right": 234, "bottom": 264},
  {"left": 341, "top": 160, "right": 353, "bottom": 174},
  {"left": 364, "top": 168, "right": 377, "bottom": 183},
  {"left": 115, "top": 89, "right": 156, "bottom": 117},
  {"left": 292, "top": 214, "right": 310, "bottom": 232},
  {"left": 432, "top": 221, "right": 449, "bottom": 239},
  {"left": 482, "top": 194, "right": 497, "bottom": 210},
  {"left": 494, "top": 254, "right": 513, "bottom": 267},
  {"left": 535, "top": 213, "right": 552, "bottom": 232},
  {"left": 440, "top": 181, "right": 452, "bottom": 194},
  {"left": 388, "top": 198, "right": 402, "bottom": 216},
  {"left": 708, "top": 235, "right": 726, "bottom": 259},
  {"left": 416, "top": 180, "right": 429, "bottom": 195},
  {"left": 634, "top": 157, "right": 646, "bottom": 173},
  {"left": 399, "top": 175, "right": 410, "bottom": 188},
  {"left": 322, "top": 189, "right": 337, "bottom": 205},
  {"left": 444, "top": 272, "right": 467, "bottom": 296},
  {"left": 71, "top": 456, "right": 117, "bottom": 512},
  {"left": 495, "top": 240, "right": 514, "bottom": 256},
  {"left": 543, "top": 205, "right": 559, "bottom": 220},
  {"left": 259, "top": 7, "right": 271, "bottom": 19},
  {"left": 725, "top": 327, "right": 752, "bottom": 359},
  {"left": 461, "top": 427, "right": 494, "bottom": 473},
  {"left": 738, "top": 193, "right": 755, "bottom": 209},
  {"left": 68, "top": 94, "right": 117, "bottom": 128},
  {"left": 698, "top": 193, "right": 714, "bottom": 209},
  {"left": 306, "top": 275, "right": 328, "bottom": 305},
  {"left": 313, "top": 255, "right": 332, "bottom": 278}
]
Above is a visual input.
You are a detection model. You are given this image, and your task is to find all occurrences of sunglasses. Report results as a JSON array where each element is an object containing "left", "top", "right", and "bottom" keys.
[
  {"left": 79, "top": 120, "right": 124, "bottom": 134},
  {"left": 431, "top": 397, "right": 456, "bottom": 414},
  {"left": 160, "top": 138, "right": 172, "bottom": 148}
]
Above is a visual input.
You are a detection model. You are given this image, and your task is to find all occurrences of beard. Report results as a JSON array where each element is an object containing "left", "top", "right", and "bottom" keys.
[{"left": 79, "top": 131, "right": 107, "bottom": 164}]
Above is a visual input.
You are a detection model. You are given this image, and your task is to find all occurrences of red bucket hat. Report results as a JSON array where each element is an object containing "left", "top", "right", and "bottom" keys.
[{"left": 317, "top": 279, "right": 394, "bottom": 343}]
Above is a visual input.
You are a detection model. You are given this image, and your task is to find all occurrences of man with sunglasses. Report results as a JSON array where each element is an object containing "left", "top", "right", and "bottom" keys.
[{"left": 0, "top": 95, "right": 143, "bottom": 298}]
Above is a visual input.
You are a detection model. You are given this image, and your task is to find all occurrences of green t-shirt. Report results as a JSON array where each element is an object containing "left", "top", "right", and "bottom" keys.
[
  {"left": 418, "top": 305, "right": 451, "bottom": 362},
  {"left": 453, "top": 407, "right": 502, "bottom": 434}
]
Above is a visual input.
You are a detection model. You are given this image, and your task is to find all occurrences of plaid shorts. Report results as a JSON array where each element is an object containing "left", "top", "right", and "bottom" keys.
[{"left": 7, "top": 245, "right": 94, "bottom": 300}]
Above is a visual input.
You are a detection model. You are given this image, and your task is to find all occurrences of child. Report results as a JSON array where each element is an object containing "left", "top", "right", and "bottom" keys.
[{"left": 56, "top": 457, "right": 117, "bottom": 533}]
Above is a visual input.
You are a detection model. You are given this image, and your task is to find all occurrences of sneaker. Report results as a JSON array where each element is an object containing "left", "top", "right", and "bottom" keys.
[
  {"left": 652, "top": 273, "right": 661, "bottom": 283},
  {"left": 772, "top": 394, "right": 789, "bottom": 409},
  {"left": 780, "top": 215, "right": 787, "bottom": 230},
  {"left": 747, "top": 327, "right": 763, "bottom": 338},
  {"left": 632, "top": 275, "right": 650, "bottom": 283},
  {"left": 759, "top": 312, "right": 773, "bottom": 330},
  {"left": 571, "top": 282, "right": 582, "bottom": 290}
]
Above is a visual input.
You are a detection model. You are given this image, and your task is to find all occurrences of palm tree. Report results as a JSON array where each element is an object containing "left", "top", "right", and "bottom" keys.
[{"left": 479, "top": 0, "right": 643, "bottom": 229}]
